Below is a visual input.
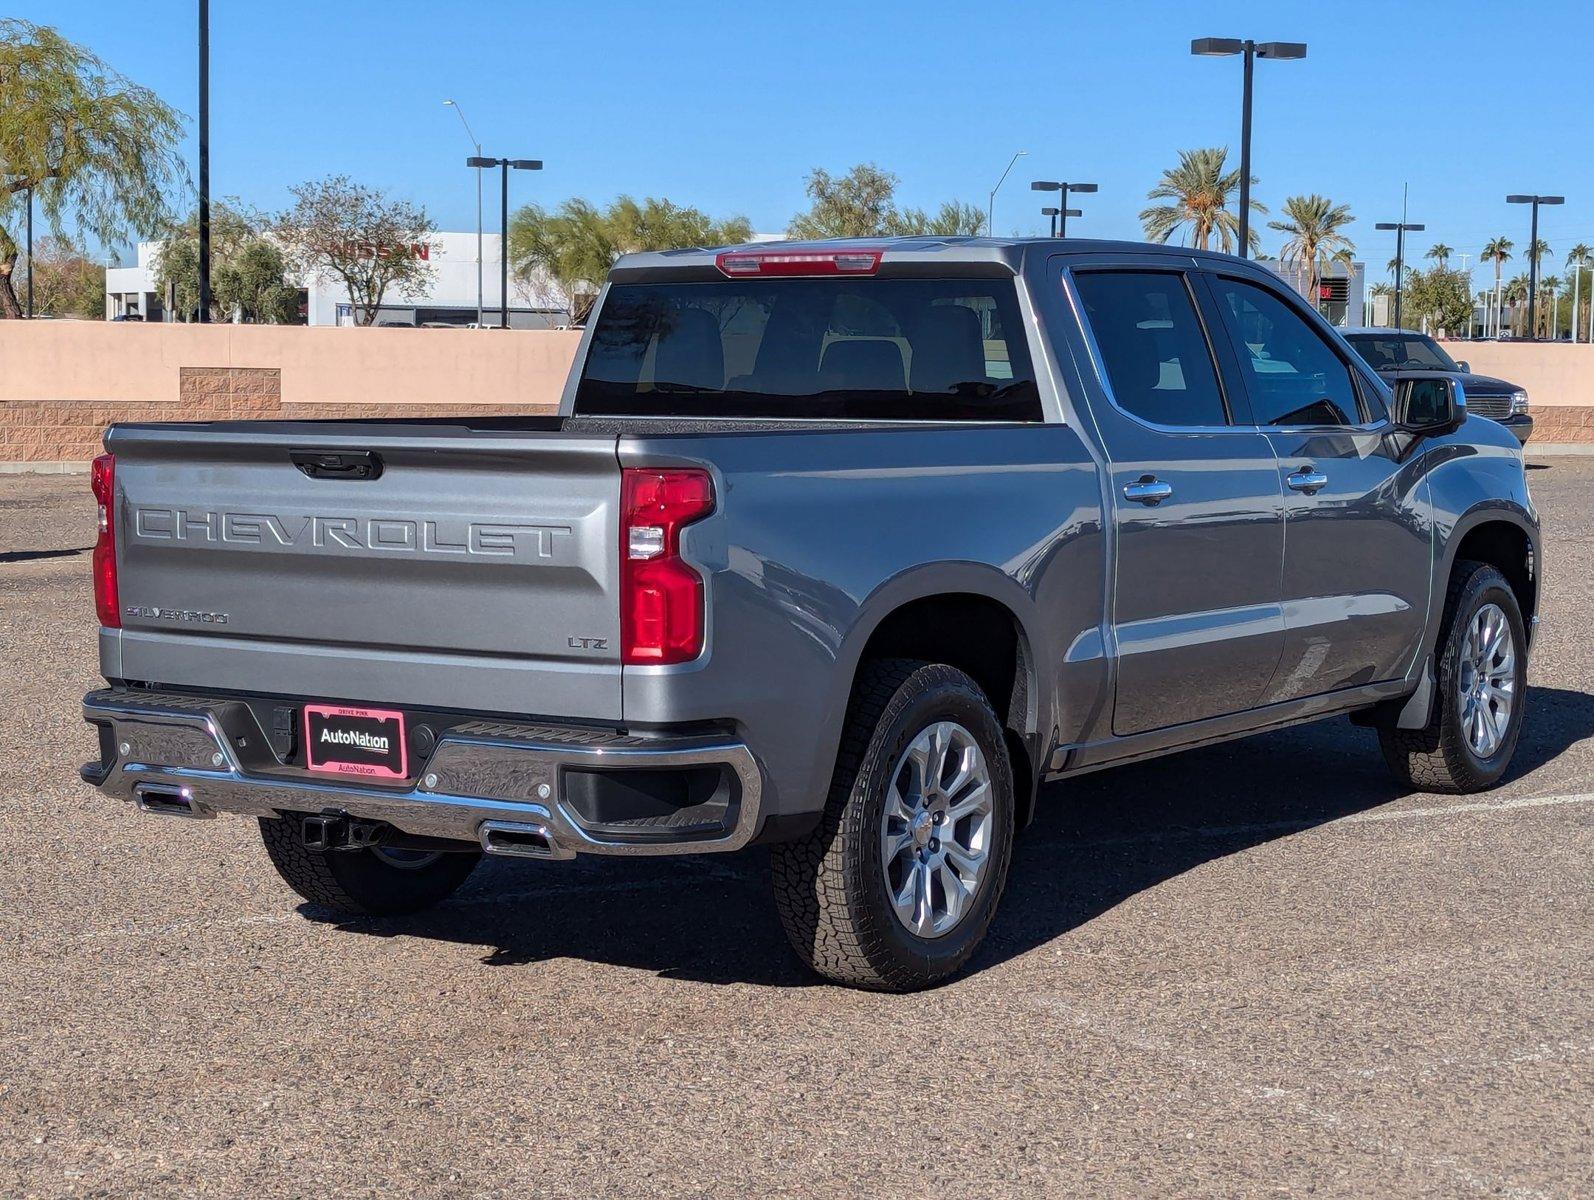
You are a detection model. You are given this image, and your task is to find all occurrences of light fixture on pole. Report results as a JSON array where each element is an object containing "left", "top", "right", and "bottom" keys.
[
  {"left": 444, "top": 100, "right": 485, "bottom": 327},
  {"left": 1375, "top": 220, "right": 1425, "bottom": 329},
  {"left": 469, "top": 156, "right": 542, "bottom": 329},
  {"left": 1040, "top": 206, "right": 1060, "bottom": 237},
  {"left": 1507, "top": 194, "right": 1565, "bottom": 340},
  {"left": 1030, "top": 181, "right": 1097, "bottom": 237},
  {"left": 987, "top": 150, "right": 1028, "bottom": 237},
  {"left": 1191, "top": 37, "right": 1306, "bottom": 259}
]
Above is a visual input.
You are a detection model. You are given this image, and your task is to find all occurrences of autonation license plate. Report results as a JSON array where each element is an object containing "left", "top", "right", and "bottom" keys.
[{"left": 303, "top": 704, "right": 408, "bottom": 779}]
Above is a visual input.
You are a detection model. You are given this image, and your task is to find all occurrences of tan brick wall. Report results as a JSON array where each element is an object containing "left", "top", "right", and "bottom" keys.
[
  {"left": 0, "top": 363, "right": 554, "bottom": 463},
  {"left": 1528, "top": 405, "right": 1594, "bottom": 443}
]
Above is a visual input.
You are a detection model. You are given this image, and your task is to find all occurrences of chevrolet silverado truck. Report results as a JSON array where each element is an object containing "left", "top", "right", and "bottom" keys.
[{"left": 81, "top": 238, "right": 1541, "bottom": 991}]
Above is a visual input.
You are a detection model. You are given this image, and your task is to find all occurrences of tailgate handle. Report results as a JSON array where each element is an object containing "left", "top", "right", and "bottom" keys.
[{"left": 289, "top": 449, "right": 383, "bottom": 481}]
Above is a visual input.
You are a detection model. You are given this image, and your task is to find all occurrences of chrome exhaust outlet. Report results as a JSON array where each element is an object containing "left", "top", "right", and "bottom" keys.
[
  {"left": 133, "top": 783, "right": 214, "bottom": 820},
  {"left": 478, "top": 819, "right": 574, "bottom": 860}
]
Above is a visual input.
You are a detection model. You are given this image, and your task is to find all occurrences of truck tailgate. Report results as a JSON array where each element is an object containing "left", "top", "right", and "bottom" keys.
[{"left": 103, "top": 422, "right": 623, "bottom": 720}]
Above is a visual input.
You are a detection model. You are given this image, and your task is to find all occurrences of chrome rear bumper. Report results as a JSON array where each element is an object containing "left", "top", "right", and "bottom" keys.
[{"left": 81, "top": 689, "right": 764, "bottom": 856}]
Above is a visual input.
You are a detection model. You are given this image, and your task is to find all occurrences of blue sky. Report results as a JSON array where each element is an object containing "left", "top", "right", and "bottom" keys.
[{"left": 18, "top": 0, "right": 1594, "bottom": 275}]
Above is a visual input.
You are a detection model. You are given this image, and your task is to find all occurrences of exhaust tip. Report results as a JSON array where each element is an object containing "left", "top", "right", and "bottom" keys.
[
  {"left": 133, "top": 784, "right": 213, "bottom": 820},
  {"left": 478, "top": 819, "right": 573, "bottom": 860}
]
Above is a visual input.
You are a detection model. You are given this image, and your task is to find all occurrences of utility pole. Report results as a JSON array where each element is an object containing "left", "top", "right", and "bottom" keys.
[
  {"left": 1507, "top": 193, "right": 1565, "bottom": 339},
  {"left": 24, "top": 185, "right": 32, "bottom": 318},
  {"left": 197, "top": 0, "right": 211, "bottom": 322}
]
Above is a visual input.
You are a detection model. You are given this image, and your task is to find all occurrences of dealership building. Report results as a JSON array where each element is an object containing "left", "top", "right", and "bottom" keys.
[{"left": 104, "top": 230, "right": 570, "bottom": 327}]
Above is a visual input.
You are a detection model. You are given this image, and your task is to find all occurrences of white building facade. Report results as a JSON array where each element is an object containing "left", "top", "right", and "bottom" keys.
[{"left": 105, "top": 231, "right": 569, "bottom": 328}]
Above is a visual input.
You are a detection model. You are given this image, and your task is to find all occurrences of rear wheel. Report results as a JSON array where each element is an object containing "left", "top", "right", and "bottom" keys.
[
  {"left": 258, "top": 816, "right": 481, "bottom": 916},
  {"left": 770, "top": 660, "right": 1015, "bottom": 991},
  {"left": 1379, "top": 561, "right": 1528, "bottom": 794}
]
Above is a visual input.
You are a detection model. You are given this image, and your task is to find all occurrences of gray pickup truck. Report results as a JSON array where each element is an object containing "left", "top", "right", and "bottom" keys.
[{"left": 81, "top": 237, "right": 1541, "bottom": 991}]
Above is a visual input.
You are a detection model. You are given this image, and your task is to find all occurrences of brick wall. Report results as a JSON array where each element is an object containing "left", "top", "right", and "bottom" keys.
[{"left": 0, "top": 365, "right": 552, "bottom": 465}]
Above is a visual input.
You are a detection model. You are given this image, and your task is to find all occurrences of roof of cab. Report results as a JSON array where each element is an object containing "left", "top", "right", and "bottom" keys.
[{"left": 608, "top": 235, "right": 1264, "bottom": 280}]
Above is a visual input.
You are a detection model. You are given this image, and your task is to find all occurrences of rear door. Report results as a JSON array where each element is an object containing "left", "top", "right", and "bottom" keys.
[
  {"left": 107, "top": 422, "right": 624, "bottom": 720},
  {"left": 1068, "top": 266, "right": 1286, "bottom": 736},
  {"left": 1202, "top": 272, "right": 1431, "bottom": 701}
]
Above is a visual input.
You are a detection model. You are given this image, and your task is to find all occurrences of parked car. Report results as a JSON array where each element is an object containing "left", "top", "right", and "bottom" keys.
[
  {"left": 1341, "top": 327, "right": 1532, "bottom": 444},
  {"left": 81, "top": 238, "right": 1541, "bottom": 991}
]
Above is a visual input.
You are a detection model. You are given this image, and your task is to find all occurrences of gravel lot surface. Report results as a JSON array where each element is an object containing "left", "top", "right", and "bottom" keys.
[{"left": 1, "top": 462, "right": 1590, "bottom": 1199}]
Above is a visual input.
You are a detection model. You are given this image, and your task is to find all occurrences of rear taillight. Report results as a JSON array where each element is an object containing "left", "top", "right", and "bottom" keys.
[
  {"left": 714, "top": 248, "right": 883, "bottom": 277},
  {"left": 90, "top": 452, "right": 120, "bottom": 628},
  {"left": 620, "top": 468, "right": 714, "bottom": 665}
]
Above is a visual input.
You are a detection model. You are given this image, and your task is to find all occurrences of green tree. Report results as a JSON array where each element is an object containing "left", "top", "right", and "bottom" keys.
[
  {"left": 1267, "top": 194, "right": 1355, "bottom": 301},
  {"left": 786, "top": 164, "right": 980, "bottom": 239},
  {"left": 1566, "top": 243, "right": 1591, "bottom": 341},
  {"left": 274, "top": 175, "right": 435, "bottom": 326},
  {"left": 1139, "top": 147, "right": 1264, "bottom": 254},
  {"left": 153, "top": 203, "right": 299, "bottom": 323},
  {"left": 14, "top": 235, "right": 103, "bottom": 317},
  {"left": 511, "top": 195, "right": 752, "bottom": 321},
  {"left": 1425, "top": 243, "right": 1452, "bottom": 269},
  {"left": 1402, "top": 267, "right": 1473, "bottom": 336},
  {"left": 0, "top": 20, "right": 186, "bottom": 318},
  {"left": 1481, "top": 236, "right": 1513, "bottom": 334},
  {"left": 1528, "top": 238, "right": 1552, "bottom": 271}
]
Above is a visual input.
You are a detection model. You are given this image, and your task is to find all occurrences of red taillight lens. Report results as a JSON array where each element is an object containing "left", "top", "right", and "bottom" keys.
[
  {"left": 90, "top": 452, "right": 120, "bottom": 628},
  {"left": 714, "top": 249, "right": 883, "bottom": 277},
  {"left": 620, "top": 468, "right": 714, "bottom": 665}
]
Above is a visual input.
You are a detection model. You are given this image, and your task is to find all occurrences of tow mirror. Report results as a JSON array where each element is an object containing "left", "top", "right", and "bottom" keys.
[
  {"left": 1393, "top": 373, "right": 1465, "bottom": 437},
  {"left": 1453, "top": 359, "right": 1471, "bottom": 373}
]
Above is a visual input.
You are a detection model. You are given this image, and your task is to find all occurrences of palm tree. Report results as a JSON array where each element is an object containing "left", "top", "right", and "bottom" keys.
[
  {"left": 1425, "top": 243, "right": 1453, "bottom": 269},
  {"left": 1541, "top": 276, "right": 1562, "bottom": 338},
  {"left": 1567, "top": 242, "right": 1591, "bottom": 343},
  {"left": 1529, "top": 239, "right": 1553, "bottom": 270},
  {"left": 1504, "top": 273, "right": 1531, "bottom": 336},
  {"left": 1267, "top": 194, "right": 1355, "bottom": 305},
  {"left": 1481, "top": 237, "right": 1513, "bottom": 336},
  {"left": 1139, "top": 147, "right": 1266, "bottom": 254}
]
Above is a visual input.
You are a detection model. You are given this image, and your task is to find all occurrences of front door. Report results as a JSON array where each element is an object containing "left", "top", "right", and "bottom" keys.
[
  {"left": 1069, "top": 268, "right": 1286, "bottom": 737},
  {"left": 1203, "top": 273, "right": 1432, "bottom": 702}
]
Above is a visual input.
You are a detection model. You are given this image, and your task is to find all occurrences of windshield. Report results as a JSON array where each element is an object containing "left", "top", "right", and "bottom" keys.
[
  {"left": 574, "top": 277, "right": 1041, "bottom": 421},
  {"left": 1344, "top": 333, "right": 1458, "bottom": 371}
]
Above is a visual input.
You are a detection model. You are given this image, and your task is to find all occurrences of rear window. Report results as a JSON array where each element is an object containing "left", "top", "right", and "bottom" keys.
[{"left": 574, "top": 278, "right": 1041, "bottom": 421}]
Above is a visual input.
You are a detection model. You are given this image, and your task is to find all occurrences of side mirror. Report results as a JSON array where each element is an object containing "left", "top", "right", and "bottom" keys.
[
  {"left": 1393, "top": 373, "right": 1465, "bottom": 436},
  {"left": 1453, "top": 359, "right": 1470, "bottom": 372}
]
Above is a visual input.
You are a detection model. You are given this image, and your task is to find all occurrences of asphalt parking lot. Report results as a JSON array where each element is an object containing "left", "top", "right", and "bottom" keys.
[{"left": 1, "top": 461, "right": 1590, "bottom": 1199}]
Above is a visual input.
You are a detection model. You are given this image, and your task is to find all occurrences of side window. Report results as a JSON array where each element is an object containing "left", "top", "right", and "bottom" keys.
[
  {"left": 1209, "top": 277, "right": 1362, "bottom": 426},
  {"left": 1073, "top": 271, "right": 1229, "bottom": 427}
]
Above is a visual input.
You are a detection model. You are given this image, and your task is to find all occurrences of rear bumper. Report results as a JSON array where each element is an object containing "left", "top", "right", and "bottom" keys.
[{"left": 81, "top": 688, "right": 765, "bottom": 857}]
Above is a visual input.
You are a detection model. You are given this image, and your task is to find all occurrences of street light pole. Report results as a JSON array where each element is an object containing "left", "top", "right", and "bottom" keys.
[
  {"left": 1507, "top": 194, "right": 1564, "bottom": 339},
  {"left": 1030, "top": 181, "right": 1097, "bottom": 238},
  {"left": 1192, "top": 38, "right": 1307, "bottom": 259},
  {"left": 986, "top": 150, "right": 1028, "bottom": 237},
  {"left": 444, "top": 101, "right": 485, "bottom": 326},
  {"left": 469, "top": 155, "right": 542, "bottom": 329},
  {"left": 197, "top": 0, "right": 210, "bottom": 323},
  {"left": 1375, "top": 219, "right": 1425, "bottom": 329},
  {"left": 1041, "top": 207, "right": 1059, "bottom": 237},
  {"left": 24, "top": 184, "right": 32, "bottom": 318}
]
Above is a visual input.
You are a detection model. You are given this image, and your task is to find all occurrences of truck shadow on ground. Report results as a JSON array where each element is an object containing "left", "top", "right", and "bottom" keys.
[{"left": 305, "top": 684, "right": 1594, "bottom": 988}]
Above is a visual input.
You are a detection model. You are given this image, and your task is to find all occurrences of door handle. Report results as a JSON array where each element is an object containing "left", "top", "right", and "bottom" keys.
[
  {"left": 1286, "top": 466, "right": 1328, "bottom": 494},
  {"left": 1123, "top": 476, "right": 1174, "bottom": 505}
]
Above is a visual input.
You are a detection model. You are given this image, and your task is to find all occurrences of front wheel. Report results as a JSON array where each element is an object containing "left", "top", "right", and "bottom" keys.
[
  {"left": 259, "top": 816, "right": 481, "bottom": 916},
  {"left": 1379, "top": 561, "right": 1528, "bottom": 794},
  {"left": 770, "top": 660, "right": 1016, "bottom": 991}
]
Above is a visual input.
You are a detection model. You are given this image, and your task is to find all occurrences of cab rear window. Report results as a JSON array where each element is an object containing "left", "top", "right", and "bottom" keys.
[{"left": 574, "top": 278, "right": 1041, "bottom": 421}]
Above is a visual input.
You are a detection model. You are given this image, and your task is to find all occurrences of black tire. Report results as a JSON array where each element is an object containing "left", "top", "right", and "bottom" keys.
[
  {"left": 1379, "top": 561, "right": 1528, "bottom": 794},
  {"left": 770, "top": 659, "right": 1016, "bottom": 991},
  {"left": 258, "top": 816, "right": 482, "bottom": 917}
]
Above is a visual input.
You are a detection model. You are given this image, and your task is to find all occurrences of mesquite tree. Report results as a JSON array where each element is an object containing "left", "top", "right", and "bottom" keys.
[{"left": 0, "top": 20, "right": 186, "bottom": 318}]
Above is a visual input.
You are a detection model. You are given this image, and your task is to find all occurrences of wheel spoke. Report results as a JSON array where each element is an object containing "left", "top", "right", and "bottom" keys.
[
  {"left": 937, "top": 861, "right": 969, "bottom": 925},
  {"left": 944, "top": 841, "right": 987, "bottom": 878},
  {"left": 945, "top": 781, "right": 991, "bottom": 824}
]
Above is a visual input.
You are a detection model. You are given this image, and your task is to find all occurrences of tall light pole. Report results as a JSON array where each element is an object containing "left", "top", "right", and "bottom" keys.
[
  {"left": 443, "top": 100, "right": 485, "bottom": 327},
  {"left": 469, "top": 156, "right": 541, "bottom": 329},
  {"left": 986, "top": 150, "right": 1028, "bottom": 237},
  {"left": 1570, "top": 249, "right": 1585, "bottom": 345},
  {"left": 1191, "top": 37, "right": 1307, "bottom": 259},
  {"left": 1376, "top": 219, "right": 1424, "bottom": 330},
  {"left": 1508, "top": 194, "right": 1564, "bottom": 340},
  {"left": 1030, "top": 181, "right": 1097, "bottom": 237},
  {"left": 197, "top": 0, "right": 211, "bottom": 322},
  {"left": 24, "top": 185, "right": 32, "bottom": 318}
]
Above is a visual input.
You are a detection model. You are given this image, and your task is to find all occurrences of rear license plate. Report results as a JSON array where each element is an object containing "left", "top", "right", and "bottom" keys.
[{"left": 303, "top": 705, "right": 408, "bottom": 779}]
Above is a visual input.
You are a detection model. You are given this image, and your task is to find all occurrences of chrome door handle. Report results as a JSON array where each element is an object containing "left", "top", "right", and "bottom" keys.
[
  {"left": 1123, "top": 477, "right": 1174, "bottom": 505},
  {"left": 1286, "top": 468, "right": 1329, "bottom": 494}
]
